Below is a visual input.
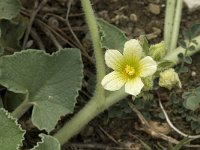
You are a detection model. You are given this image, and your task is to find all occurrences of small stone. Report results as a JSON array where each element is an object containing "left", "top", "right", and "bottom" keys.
[
  {"left": 149, "top": 3, "right": 161, "bottom": 15},
  {"left": 130, "top": 13, "right": 138, "bottom": 22},
  {"left": 133, "top": 28, "right": 145, "bottom": 37},
  {"left": 191, "top": 71, "right": 197, "bottom": 77},
  {"left": 184, "top": 0, "right": 200, "bottom": 12}
]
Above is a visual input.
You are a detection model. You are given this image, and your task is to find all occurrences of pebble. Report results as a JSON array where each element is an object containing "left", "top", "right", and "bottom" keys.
[
  {"left": 130, "top": 13, "right": 138, "bottom": 22},
  {"left": 191, "top": 71, "right": 197, "bottom": 77},
  {"left": 149, "top": 3, "right": 161, "bottom": 15}
]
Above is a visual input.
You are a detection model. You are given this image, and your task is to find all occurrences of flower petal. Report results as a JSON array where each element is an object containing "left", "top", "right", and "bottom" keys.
[
  {"left": 123, "top": 39, "right": 143, "bottom": 63},
  {"left": 139, "top": 56, "right": 157, "bottom": 77},
  {"left": 125, "top": 77, "right": 144, "bottom": 96},
  {"left": 105, "top": 50, "right": 124, "bottom": 70},
  {"left": 101, "top": 71, "right": 126, "bottom": 91}
]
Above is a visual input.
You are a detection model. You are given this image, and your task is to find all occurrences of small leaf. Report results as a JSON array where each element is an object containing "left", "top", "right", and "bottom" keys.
[
  {"left": 139, "top": 35, "right": 149, "bottom": 55},
  {"left": 0, "top": 19, "right": 27, "bottom": 49},
  {"left": 188, "top": 45, "right": 196, "bottom": 51},
  {"left": 190, "top": 23, "right": 200, "bottom": 38},
  {"left": 0, "top": 49, "right": 83, "bottom": 132},
  {"left": 178, "top": 40, "right": 186, "bottom": 49},
  {"left": 184, "top": 56, "right": 192, "bottom": 64},
  {"left": 157, "top": 60, "right": 174, "bottom": 72},
  {"left": 183, "top": 30, "right": 192, "bottom": 40},
  {"left": 97, "top": 18, "right": 127, "bottom": 52},
  {"left": 191, "top": 40, "right": 198, "bottom": 45},
  {"left": 182, "top": 92, "right": 191, "bottom": 99},
  {"left": 184, "top": 96, "right": 200, "bottom": 111},
  {"left": 177, "top": 53, "right": 184, "bottom": 61},
  {"left": 0, "top": 108, "right": 25, "bottom": 149},
  {"left": 31, "top": 134, "right": 60, "bottom": 150},
  {"left": 0, "top": 0, "right": 21, "bottom": 20}
]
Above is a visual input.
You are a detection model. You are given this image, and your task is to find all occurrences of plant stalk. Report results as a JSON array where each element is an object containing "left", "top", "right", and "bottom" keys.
[
  {"left": 164, "top": 35, "right": 200, "bottom": 64},
  {"left": 54, "top": 89, "right": 128, "bottom": 145},
  {"left": 11, "top": 98, "right": 32, "bottom": 118},
  {"left": 164, "top": 0, "right": 176, "bottom": 49},
  {"left": 81, "top": 0, "right": 106, "bottom": 96},
  {"left": 170, "top": 0, "right": 183, "bottom": 51}
]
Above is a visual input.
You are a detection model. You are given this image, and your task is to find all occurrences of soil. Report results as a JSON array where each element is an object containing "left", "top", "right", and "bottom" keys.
[{"left": 17, "top": 0, "right": 200, "bottom": 149}]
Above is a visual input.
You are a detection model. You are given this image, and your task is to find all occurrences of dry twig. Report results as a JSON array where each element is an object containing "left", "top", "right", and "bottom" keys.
[
  {"left": 156, "top": 92, "right": 200, "bottom": 139},
  {"left": 128, "top": 100, "right": 200, "bottom": 148},
  {"left": 22, "top": 0, "right": 48, "bottom": 49}
]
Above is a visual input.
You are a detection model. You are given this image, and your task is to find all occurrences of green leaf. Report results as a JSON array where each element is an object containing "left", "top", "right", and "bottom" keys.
[
  {"left": 97, "top": 18, "right": 127, "bottom": 52},
  {"left": 188, "top": 45, "right": 196, "bottom": 51},
  {"left": 184, "top": 56, "right": 192, "bottom": 64},
  {"left": 190, "top": 23, "right": 200, "bottom": 38},
  {"left": 184, "top": 96, "right": 200, "bottom": 111},
  {"left": 0, "top": 19, "right": 27, "bottom": 49},
  {"left": 0, "top": 108, "right": 25, "bottom": 149},
  {"left": 0, "top": 49, "right": 83, "bottom": 132},
  {"left": 157, "top": 60, "right": 174, "bottom": 72},
  {"left": 31, "top": 134, "right": 60, "bottom": 150},
  {"left": 139, "top": 35, "right": 149, "bottom": 55},
  {"left": 178, "top": 40, "right": 186, "bottom": 49},
  {"left": 177, "top": 53, "right": 184, "bottom": 61},
  {"left": 0, "top": 0, "right": 21, "bottom": 20}
]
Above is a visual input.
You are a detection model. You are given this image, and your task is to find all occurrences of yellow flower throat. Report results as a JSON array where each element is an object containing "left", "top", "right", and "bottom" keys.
[{"left": 125, "top": 65, "right": 135, "bottom": 76}]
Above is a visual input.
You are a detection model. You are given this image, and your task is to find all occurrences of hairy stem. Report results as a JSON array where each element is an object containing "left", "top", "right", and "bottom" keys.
[
  {"left": 53, "top": 0, "right": 108, "bottom": 145},
  {"left": 170, "top": 0, "right": 183, "bottom": 51},
  {"left": 11, "top": 97, "right": 32, "bottom": 118},
  {"left": 164, "top": 0, "right": 176, "bottom": 49},
  {"left": 164, "top": 35, "right": 200, "bottom": 64},
  {"left": 54, "top": 89, "right": 128, "bottom": 145},
  {"left": 81, "top": 0, "right": 106, "bottom": 96}
]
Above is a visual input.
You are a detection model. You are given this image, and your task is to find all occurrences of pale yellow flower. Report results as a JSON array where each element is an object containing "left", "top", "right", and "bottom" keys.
[{"left": 101, "top": 39, "right": 157, "bottom": 96}]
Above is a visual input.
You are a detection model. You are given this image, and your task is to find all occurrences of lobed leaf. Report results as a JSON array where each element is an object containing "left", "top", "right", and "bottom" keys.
[
  {"left": 0, "top": 0, "right": 21, "bottom": 20},
  {"left": 31, "top": 134, "right": 60, "bottom": 150},
  {"left": 0, "top": 49, "right": 83, "bottom": 132},
  {"left": 0, "top": 108, "right": 25, "bottom": 150},
  {"left": 97, "top": 18, "right": 127, "bottom": 52},
  {"left": 0, "top": 19, "right": 27, "bottom": 49}
]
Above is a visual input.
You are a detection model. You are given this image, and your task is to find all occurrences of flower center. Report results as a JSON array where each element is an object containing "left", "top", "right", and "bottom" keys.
[{"left": 125, "top": 65, "right": 135, "bottom": 76}]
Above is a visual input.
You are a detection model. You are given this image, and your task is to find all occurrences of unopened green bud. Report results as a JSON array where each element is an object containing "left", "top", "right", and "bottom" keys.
[
  {"left": 149, "top": 41, "right": 167, "bottom": 61},
  {"left": 159, "top": 68, "right": 182, "bottom": 90},
  {"left": 142, "top": 76, "right": 154, "bottom": 91}
]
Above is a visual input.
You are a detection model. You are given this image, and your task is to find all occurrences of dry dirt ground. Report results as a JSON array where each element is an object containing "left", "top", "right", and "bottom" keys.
[{"left": 19, "top": 0, "right": 200, "bottom": 149}]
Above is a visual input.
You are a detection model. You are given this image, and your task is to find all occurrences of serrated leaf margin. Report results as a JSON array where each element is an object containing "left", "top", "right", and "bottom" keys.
[{"left": 0, "top": 108, "right": 25, "bottom": 150}]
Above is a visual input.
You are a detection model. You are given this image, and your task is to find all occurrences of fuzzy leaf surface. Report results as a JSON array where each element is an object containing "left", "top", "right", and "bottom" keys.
[
  {"left": 0, "top": 19, "right": 27, "bottom": 49},
  {"left": 31, "top": 134, "right": 60, "bottom": 150},
  {"left": 0, "top": 0, "right": 21, "bottom": 20},
  {"left": 97, "top": 18, "right": 127, "bottom": 52},
  {"left": 0, "top": 108, "right": 25, "bottom": 149},
  {"left": 0, "top": 49, "right": 83, "bottom": 132}
]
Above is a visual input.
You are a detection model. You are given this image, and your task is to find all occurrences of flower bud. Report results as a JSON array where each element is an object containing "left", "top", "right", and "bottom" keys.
[
  {"left": 142, "top": 76, "right": 154, "bottom": 91},
  {"left": 149, "top": 41, "right": 167, "bottom": 61},
  {"left": 159, "top": 68, "right": 182, "bottom": 90}
]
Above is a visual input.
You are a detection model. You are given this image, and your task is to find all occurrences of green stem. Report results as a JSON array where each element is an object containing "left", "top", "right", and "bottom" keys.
[
  {"left": 11, "top": 98, "right": 32, "bottom": 118},
  {"left": 81, "top": 0, "right": 106, "bottom": 95},
  {"left": 170, "top": 0, "right": 183, "bottom": 51},
  {"left": 164, "top": 35, "right": 200, "bottom": 64},
  {"left": 54, "top": 89, "right": 128, "bottom": 145},
  {"left": 164, "top": 0, "right": 176, "bottom": 49}
]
